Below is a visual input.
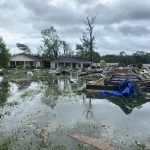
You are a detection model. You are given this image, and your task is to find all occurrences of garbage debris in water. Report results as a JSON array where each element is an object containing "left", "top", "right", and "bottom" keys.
[
  {"left": 25, "top": 71, "right": 33, "bottom": 76},
  {"left": 35, "top": 123, "right": 58, "bottom": 138}
]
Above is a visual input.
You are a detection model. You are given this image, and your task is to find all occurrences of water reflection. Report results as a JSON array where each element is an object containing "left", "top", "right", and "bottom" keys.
[
  {"left": 14, "top": 76, "right": 148, "bottom": 116},
  {"left": 12, "top": 80, "right": 32, "bottom": 90},
  {"left": 1, "top": 76, "right": 150, "bottom": 149},
  {"left": 83, "top": 97, "right": 94, "bottom": 119},
  {"left": 2, "top": 74, "right": 149, "bottom": 116},
  {"left": 86, "top": 93, "right": 150, "bottom": 115},
  {"left": 40, "top": 77, "right": 85, "bottom": 108},
  {"left": 0, "top": 79, "right": 9, "bottom": 106}
]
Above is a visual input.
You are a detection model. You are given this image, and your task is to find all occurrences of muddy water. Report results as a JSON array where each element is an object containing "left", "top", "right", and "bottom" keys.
[{"left": 0, "top": 76, "right": 150, "bottom": 150}]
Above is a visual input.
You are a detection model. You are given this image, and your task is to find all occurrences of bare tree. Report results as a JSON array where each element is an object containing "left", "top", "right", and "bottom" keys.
[
  {"left": 84, "top": 16, "right": 96, "bottom": 62},
  {"left": 76, "top": 16, "right": 96, "bottom": 62}
]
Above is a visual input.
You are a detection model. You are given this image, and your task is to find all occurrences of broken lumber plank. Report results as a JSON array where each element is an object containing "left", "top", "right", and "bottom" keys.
[
  {"left": 86, "top": 84, "right": 117, "bottom": 90},
  {"left": 69, "top": 133, "right": 112, "bottom": 150}
]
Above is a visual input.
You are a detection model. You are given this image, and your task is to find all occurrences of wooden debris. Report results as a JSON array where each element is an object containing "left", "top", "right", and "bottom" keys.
[
  {"left": 35, "top": 124, "right": 58, "bottom": 138},
  {"left": 95, "top": 77, "right": 105, "bottom": 85},
  {"left": 86, "top": 66, "right": 150, "bottom": 92},
  {"left": 69, "top": 133, "right": 112, "bottom": 150}
]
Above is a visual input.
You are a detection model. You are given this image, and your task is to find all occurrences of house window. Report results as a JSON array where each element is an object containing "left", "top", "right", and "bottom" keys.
[
  {"left": 10, "top": 61, "right": 15, "bottom": 67},
  {"left": 30, "top": 61, "right": 34, "bottom": 66},
  {"left": 16, "top": 61, "right": 24, "bottom": 66}
]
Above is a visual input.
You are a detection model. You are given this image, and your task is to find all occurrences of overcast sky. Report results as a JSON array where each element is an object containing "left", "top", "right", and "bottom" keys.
[{"left": 0, "top": 0, "right": 150, "bottom": 55}]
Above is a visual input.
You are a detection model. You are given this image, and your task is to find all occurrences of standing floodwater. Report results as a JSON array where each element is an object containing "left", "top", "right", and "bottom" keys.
[
  {"left": 0, "top": 75, "right": 150, "bottom": 150},
  {"left": 0, "top": 76, "right": 3, "bottom": 82}
]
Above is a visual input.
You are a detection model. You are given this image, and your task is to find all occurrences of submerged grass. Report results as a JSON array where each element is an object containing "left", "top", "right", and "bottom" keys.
[
  {"left": 21, "top": 89, "right": 41, "bottom": 100},
  {"left": 5, "top": 71, "right": 28, "bottom": 80},
  {"left": 4, "top": 69, "right": 55, "bottom": 81},
  {"left": 1, "top": 74, "right": 150, "bottom": 150},
  {"left": 129, "top": 141, "right": 148, "bottom": 150},
  {"left": 6, "top": 101, "right": 19, "bottom": 107},
  {"left": 0, "top": 137, "right": 11, "bottom": 150}
]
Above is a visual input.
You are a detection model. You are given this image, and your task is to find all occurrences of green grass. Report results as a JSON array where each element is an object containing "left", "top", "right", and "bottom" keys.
[
  {"left": 5, "top": 71, "right": 28, "bottom": 79},
  {"left": 4, "top": 69, "right": 53, "bottom": 80},
  {"left": 0, "top": 137, "right": 11, "bottom": 150}
]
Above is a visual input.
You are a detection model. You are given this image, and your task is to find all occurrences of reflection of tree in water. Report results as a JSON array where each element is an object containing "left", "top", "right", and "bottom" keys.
[
  {"left": 0, "top": 80, "right": 9, "bottom": 106},
  {"left": 71, "top": 79, "right": 85, "bottom": 93},
  {"left": 83, "top": 96, "right": 94, "bottom": 119},
  {"left": 41, "top": 78, "right": 62, "bottom": 108},
  {"left": 15, "top": 80, "right": 32, "bottom": 90},
  {"left": 41, "top": 77, "right": 85, "bottom": 108}
]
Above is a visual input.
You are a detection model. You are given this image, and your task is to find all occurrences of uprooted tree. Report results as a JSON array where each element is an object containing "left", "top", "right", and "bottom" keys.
[
  {"left": 76, "top": 16, "right": 100, "bottom": 62},
  {"left": 0, "top": 36, "right": 11, "bottom": 67}
]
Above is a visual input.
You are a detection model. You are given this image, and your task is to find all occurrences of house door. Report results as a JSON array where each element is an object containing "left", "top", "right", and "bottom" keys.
[{"left": 73, "top": 63, "right": 76, "bottom": 69}]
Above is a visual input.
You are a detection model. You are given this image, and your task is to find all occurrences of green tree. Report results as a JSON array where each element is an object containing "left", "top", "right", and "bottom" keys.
[
  {"left": 16, "top": 43, "right": 31, "bottom": 54},
  {"left": 41, "top": 26, "right": 61, "bottom": 59},
  {"left": 0, "top": 37, "right": 11, "bottom": 67},
  {"left": 101, "top": 50, "right": 150, "bottom": 66},
  {"left": 76, "top": 43, "right": 87, "bottom": 59},
  {"left": 119, "top": 51, "right": 126, "bottom": 56},
  {"left": 92, "top": 51, "right": 101, "bottom": 63},
  {"left": 61, "top": 41, "right": 74, "bottom": 56},
  {"left": 133, "top": 51, "right": 147, "bottom": 64}
]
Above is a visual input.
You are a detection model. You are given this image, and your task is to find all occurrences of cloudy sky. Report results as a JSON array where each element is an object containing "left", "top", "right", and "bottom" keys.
[{"left": 0, "top": 0, "right": 150, "bottom": 55}]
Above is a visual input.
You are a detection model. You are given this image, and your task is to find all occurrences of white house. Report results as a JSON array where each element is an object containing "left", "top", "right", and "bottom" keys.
[
  {"left": 50, "top": 57, "right": 91, "bottom": 70},
  {"left": 9, "top": 53, "right": 43, "bottom": 68}
]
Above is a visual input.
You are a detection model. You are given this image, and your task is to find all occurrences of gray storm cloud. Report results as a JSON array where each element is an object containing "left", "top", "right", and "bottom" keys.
[{"left": 0, "top": 0, "right": 150, "bottom": 55}]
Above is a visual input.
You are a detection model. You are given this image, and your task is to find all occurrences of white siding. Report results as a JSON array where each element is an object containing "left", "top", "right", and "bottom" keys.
[
  {"left": 11, "top": 55, "right": 35, "bottom": 62},
  {"left": 51, "top": 62, "right": 56, "bottom": 69},
  {"left": 36, "top": 61, "right": 41, "bottom": 67},
  {"left": 75, "top": 64, "right": 79, "bottom": 69}
]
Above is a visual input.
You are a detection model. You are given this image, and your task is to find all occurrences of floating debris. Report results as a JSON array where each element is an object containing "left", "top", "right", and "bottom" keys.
[
  {"left": 0, "top": 113, "right": 4, "bottom": 119},
  {"left": 35, "top": 123, "right": 58, "bottom": 138}
]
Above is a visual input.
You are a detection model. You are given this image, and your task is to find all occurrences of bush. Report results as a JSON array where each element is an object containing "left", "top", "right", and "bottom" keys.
[{"left": 16, "top": 66, "right": 24, "bottom": 69}]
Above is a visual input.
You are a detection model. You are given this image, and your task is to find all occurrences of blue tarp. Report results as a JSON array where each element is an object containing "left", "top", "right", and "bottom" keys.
[{"left": 99, "top": 80, "right": 136, "bottom": 98}]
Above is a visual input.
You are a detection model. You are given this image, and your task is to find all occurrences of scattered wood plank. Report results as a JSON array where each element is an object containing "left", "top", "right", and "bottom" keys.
[
  {"left": 69, "top": 133, "right": 112, "bottom": 150},
  {"left": 86, "top": 84, "right": 117, "bottom": 91}
]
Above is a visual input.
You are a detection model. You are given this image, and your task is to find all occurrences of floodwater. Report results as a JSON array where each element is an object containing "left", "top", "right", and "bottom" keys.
[
  {"left": 0, "top": 76, "right": 3, "bottom": 82},
  {"left": 0, "top": 75, "right": 150, "bottom": 150}
]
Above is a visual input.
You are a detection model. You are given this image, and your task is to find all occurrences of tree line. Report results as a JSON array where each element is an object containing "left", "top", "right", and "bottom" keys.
[
  {"left": 0, "top": 16, "right": 150, "bottom": 67},
  {"left": 101, "top": 51, "right": 150, "bottom": 66}
]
